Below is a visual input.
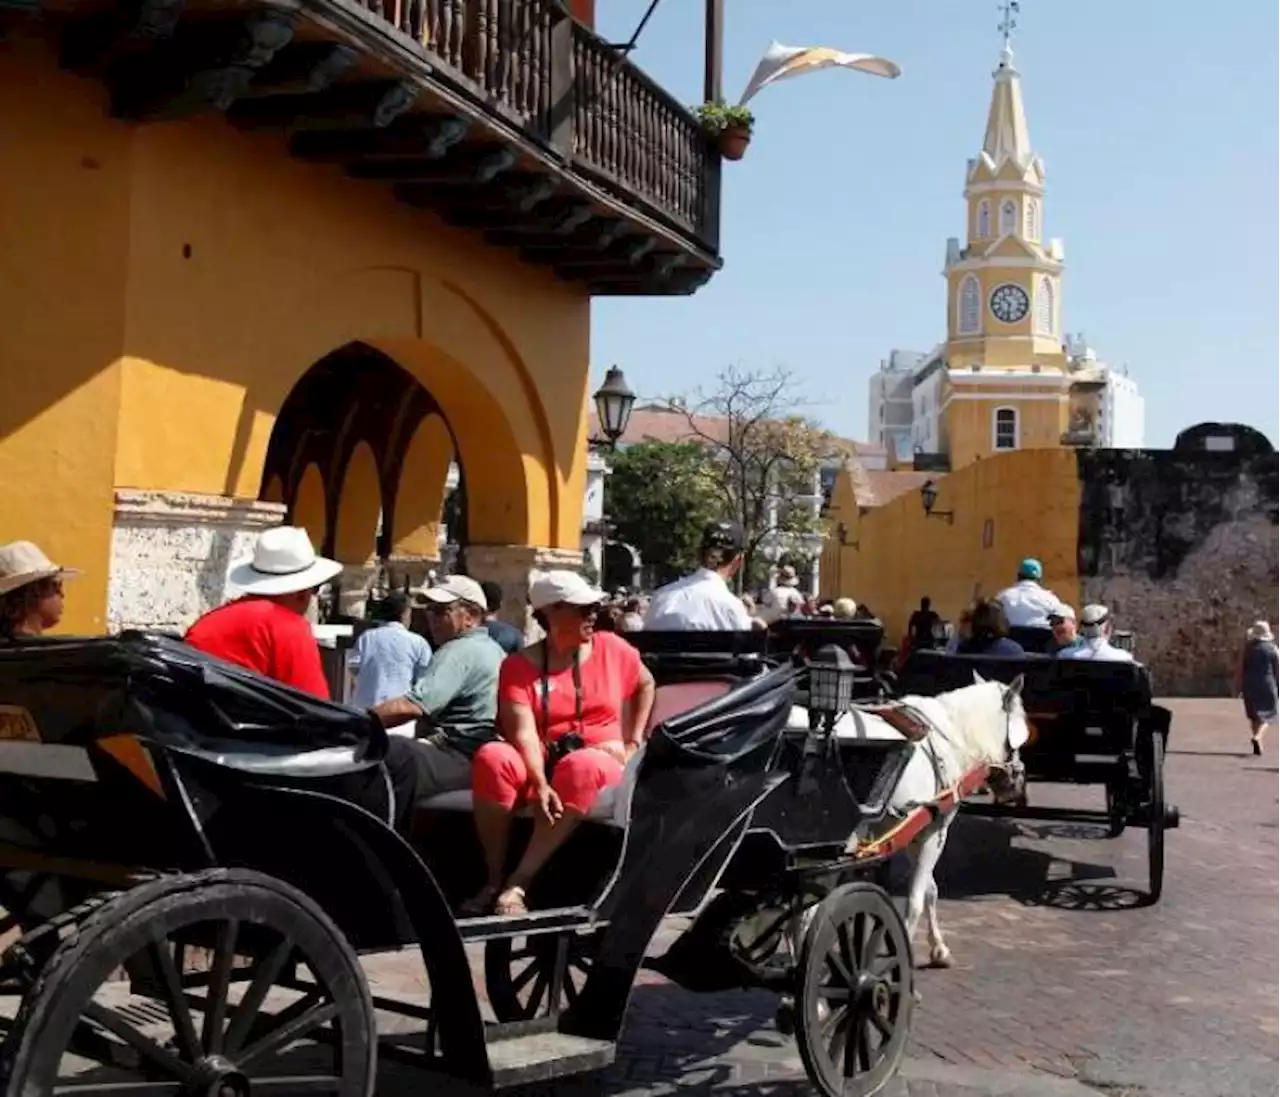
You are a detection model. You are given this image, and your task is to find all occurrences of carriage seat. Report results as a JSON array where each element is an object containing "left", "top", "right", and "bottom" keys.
[{"left": 415, "top": 679, "right": 738, "bottom": 827}]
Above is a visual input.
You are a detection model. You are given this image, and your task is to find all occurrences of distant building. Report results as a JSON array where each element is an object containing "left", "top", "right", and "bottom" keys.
[{"left": 868, "top": 35, "right": 1145, "bottom": 473}]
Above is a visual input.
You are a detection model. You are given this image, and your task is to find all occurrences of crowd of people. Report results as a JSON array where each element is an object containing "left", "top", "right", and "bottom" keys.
[{"left": 1, "top": 525, "right": 1276, "bottom": 920}]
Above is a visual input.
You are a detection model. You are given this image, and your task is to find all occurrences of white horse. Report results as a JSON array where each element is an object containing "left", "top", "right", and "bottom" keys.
[{"left": 819, "top": 674, "right": 1030, "bottom": 968}]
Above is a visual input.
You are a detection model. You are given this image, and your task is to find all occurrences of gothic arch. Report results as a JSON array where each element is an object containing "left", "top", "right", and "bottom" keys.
[
  {"left": 976, "top": 200, "right": 991, "bottom": 238},
  {"left": 389, "top": 414, "right": 455, "bottom": 560},
  {"left": 999, "top": 199, "right": 1017, "bottom": 236},
  {"left": 333, "top": 441, "right": 382, "bottom": 565},
  {"left": 1034, "top": 276, "right": 1055, "bottom": 335},
  {"left": 292, "top": 463, "right": 327, "bottom": 548}
]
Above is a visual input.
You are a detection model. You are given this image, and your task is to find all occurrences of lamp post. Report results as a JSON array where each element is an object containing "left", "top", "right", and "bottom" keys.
[
  {"left": 919, "top": 479, "right": 954, "bottom": 525},
  {"left": 590, "top": 366, "right": 636, "bottom": 450}
]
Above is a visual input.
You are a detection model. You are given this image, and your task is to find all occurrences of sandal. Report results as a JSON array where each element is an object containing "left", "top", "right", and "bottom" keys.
[
  {"left": 494, "top": 885, "right": 528, "bottom": 917},
  {"left": 458, "top": 884, "right": 499, "bottom": 917}
]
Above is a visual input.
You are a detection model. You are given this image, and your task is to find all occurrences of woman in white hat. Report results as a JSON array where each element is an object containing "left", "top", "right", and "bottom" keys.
[
  {"left": 1239, "top": 620, "right": 1278, "bottom": 755},
  {"left": 0, "top": 541, "right": 79, "bottom": 640},
  {"left": 185, "top": 526, "right": 343, "bottom": 698}
]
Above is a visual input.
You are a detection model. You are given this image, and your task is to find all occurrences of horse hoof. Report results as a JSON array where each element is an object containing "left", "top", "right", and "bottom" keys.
[
  {"left": 912, "top": 989, "right": 923, "bottom": 1005},
  {"left": 928, "top": 950, "right": 954, "bottom": 969}
]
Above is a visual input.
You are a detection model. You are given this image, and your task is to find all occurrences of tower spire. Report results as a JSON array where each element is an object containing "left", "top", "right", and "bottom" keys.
[{"left": 978, "top": 0, "right": 1032, "bottom": 170}]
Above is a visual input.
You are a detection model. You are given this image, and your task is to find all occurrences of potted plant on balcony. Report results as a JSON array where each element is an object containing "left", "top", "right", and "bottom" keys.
[{"left": 693, "top": 101, "right": 755, "bottom": 161}]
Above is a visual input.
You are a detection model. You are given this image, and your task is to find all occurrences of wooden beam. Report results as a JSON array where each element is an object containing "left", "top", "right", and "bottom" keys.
[
  {"left": 226, "top": 81, "right": 419, "bottom": 130},
  {"left": 242, "top": 42, "right": 359, "bottom": 97},
  {"left": 290, "top": 117, "right": 469, "bottom": 161},
  {"left": 356, "top": 147, "right": 515, "bottom": 185}
]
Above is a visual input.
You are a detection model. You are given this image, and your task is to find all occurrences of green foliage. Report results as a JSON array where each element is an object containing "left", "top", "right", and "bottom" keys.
[
  {"left": 693, "top": 100, "right": 755, "bottom": 135},
  {"left": 604, "top": 442, "right": 721, "bottom": 586}
]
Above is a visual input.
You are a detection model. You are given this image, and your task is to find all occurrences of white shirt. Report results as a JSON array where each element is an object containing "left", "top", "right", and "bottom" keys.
[
  {"left": 995, "top": 580, "right": 1063, "bottom": 629},
  {"left": 644, "top": 568, "right": 752, "bottom": 631},
  {"left": 1057, "top": 637, "right": 1135, "bottom": 663},
  {"left": 761, "top": 583, "right": 805, "bottom": 624}
]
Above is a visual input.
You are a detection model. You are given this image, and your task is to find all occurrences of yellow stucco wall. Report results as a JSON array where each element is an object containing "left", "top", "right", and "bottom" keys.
[
  {"left": 943, "top": 382, "right": 1069, "bottom": 468},
  {"left": 0, "top": 31, "right": 592, "bottom": 631},
  {"left": 822, "top": 449, "right": 1082, "bottom": 644}
]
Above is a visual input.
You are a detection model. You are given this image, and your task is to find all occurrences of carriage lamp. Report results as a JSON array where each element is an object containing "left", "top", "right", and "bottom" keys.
[
  {"left": 807, "top": 643, "right": 857, "bottom": 729},
  {"left": 919, "top": 479, "right": 954, "bottom": 524},
  {"left": 591, "top": 366, "right": 636, "bottom": 449}
]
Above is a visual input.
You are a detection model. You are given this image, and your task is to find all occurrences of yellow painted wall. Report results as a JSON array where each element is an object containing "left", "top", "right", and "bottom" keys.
[
  {"left": 943, "top": 386, "right": 1069, "bottom": 469},
  {"left": 822, "top": 449, "right": 1082, "bottom": 644},
  {"left": 0, "top": 31, "right": 593, "bottom": 630},
  {"left": 0, "top": 40, "right": 131, "bottom": 632}
]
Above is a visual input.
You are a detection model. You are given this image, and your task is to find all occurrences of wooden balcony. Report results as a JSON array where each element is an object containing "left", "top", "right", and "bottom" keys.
[{"left": 32, "top": 0, "right": 723, "bottom": 294}]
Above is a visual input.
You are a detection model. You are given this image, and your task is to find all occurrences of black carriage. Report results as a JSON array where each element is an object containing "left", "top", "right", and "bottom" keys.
[
  {"left": 0, "top": 631, "right": 917, "bottom": 1097},
  {"left": 896, "top": 649, "right": 1179, "bottom": 903}
]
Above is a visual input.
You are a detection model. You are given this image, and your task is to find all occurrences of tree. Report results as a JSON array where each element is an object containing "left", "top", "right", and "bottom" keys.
[
  {"left": 603, "top": 441, "right": 721, "bottom": 586},
  {"left": 661, "top": 366, "right": 835, "bottom": 589}
]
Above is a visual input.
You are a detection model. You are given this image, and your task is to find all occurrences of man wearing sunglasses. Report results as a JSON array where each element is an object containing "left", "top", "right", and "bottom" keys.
[{"left": 371, "top": 575, "right": 505, "bottom": 802}]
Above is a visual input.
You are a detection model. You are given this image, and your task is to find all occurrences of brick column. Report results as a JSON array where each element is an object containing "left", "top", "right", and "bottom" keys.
[{"left": 463, "top": 544, "right": 583, "bottom": 642}]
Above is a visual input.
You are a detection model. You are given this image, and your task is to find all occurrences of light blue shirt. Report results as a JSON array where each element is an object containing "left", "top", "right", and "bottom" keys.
[{"left": 350, "top": 622, "right": 432, "bottom": 707}]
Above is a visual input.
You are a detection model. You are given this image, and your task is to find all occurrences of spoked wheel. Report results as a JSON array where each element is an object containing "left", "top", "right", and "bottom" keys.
[
  {"left": 0, "top": 868, "right": 376, "bottom": 1096},
  {"left": 794, "top": 882, "right": 913, "bottom": 1097},
  {"left": 1142, "top": 733, "right": 1165, "bottom": 905},
  {"left": 484, "top": 929, "right": 600, "bottom": 1023}
]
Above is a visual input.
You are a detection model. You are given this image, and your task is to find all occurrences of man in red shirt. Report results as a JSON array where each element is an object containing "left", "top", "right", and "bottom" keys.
[{"left": 186, "top": 526, "right": 342, "bottom": 697}]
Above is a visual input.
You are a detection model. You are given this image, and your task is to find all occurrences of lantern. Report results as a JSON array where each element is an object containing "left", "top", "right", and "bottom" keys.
[
  {"left": 807, "top": 643, "right": 857, "bottom": 726},
  {"left": 592, "top": 366, "right": 636, "bottom": 447}
]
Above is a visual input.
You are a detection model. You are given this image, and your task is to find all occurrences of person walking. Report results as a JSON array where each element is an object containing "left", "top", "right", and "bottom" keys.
[{"left": 1238, "top": 620, "right": 1278, "bottom": 756}]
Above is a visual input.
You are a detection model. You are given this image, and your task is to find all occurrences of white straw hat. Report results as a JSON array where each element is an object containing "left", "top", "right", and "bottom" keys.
[
  {"left": 227, "top": 527, "right": 343, "bottom": 597},
  {"left": 1247, "top": 620, "right": 1274, "bottom": 642},
  {"left": 0, "top": 541, "right": 80, "bottom": 597}
]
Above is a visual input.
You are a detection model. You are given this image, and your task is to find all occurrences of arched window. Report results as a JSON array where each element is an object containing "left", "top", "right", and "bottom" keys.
[
  {"left": 1034, "top": 276, "right": 1055, "bottom": 334},
  {"left": 1023, "top": 199, "right": 1038, "bottom": 240},
  {"left": 993, "top": 407, "right": 1019, "bottom": 451},
  {"left": 976, "top": 200, "right": 991, "bottom": 239},
  {"left": 999, "top": 199, "right": 1017, "bottom": 236},
  {"left": 958, "top": 275, "right": 981, "bottom": 334}
]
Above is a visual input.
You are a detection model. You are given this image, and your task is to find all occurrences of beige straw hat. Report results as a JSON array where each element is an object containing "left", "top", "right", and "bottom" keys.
[{"left": 0, "top": 541, "right": 80, "bottom": 597}]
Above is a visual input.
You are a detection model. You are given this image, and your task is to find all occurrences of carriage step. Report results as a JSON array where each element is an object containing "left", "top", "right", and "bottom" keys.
[
  {"left": 487, "top": 1031, "right": 615, "bottom": 1087},
  {"left": 458, "top": 904, "right": 594, "bottom": 943}
]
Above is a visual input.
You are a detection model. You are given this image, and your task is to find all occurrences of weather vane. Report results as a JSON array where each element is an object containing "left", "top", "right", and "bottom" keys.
[{"left": 998, "top": 0, "right": 1020, "bottom": 50}]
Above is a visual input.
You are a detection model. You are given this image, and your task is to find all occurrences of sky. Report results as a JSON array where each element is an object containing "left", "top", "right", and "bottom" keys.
[{"left": 588, "top": 0, "right": 1280, "bottom": 448}]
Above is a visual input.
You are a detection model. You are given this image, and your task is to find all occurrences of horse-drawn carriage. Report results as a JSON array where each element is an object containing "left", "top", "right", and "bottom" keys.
[
  {"left": 0, "top": 629, "right": 954, "bottom": 1097},
  {"left": 897, "top": 647, "right": 1178, "bottom": 902}
]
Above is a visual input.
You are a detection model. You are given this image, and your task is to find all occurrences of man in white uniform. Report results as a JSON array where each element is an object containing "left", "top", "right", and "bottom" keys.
[
  {"left": 644, "top": 521, "right": 752, "bottom": 631},
  {"left": 995, "top": 558, "right": 1063, "bottom": 629},
  {"left": 1056, "top": 603, "right": 1135, "bottom": 662}
]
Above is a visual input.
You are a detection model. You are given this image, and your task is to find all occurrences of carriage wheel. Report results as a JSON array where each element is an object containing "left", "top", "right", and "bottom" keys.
[
  {"left": 485, "top": 930, "right": 600, "bottom": 1023},
  {"left": 1143, "top": 733, "right": 1165, "bottom": 905},
  {"left": 1, "top": 868, "right": 376, "bottom": 1097},
  {"left": 794, "top": 883, "right": 913, "bottom": 1097}
]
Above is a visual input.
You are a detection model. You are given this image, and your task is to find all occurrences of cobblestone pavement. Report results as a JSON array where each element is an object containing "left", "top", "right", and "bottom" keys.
[{"left": 367, "top": 698, "right": 1277, "bottom": 1097}]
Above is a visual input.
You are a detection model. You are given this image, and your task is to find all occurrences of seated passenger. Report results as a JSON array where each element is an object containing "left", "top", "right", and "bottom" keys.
[
  {"left": 370, "top": 576, "right": 505, "bottom": 802},
  {"left": 1048, "top": 603, "right": 1084, "bottom": 655},
  {"left": 644, "top": 521, "right": 752, "bottom": 631},
  {"left": 350, "top": 591, "right": 432, "bottom": 707},
  {"left": 1056, "top": 603, "right": 1135, "bottom": 663},
  {"left": 466, "top": 571, "right": 656, "bottom": 916},
  {"left": 954, "top": 598, "right": 1025, "bottom": 657},
  {"left": 995, "top": 558, "right": 1064, "bottom": 629},
  {"left": 0, "top": 540, "right": 77, "bottom": 641}
]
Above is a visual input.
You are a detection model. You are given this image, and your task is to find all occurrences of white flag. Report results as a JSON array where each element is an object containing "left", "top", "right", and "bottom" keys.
[{"left": 738, "top": 41, "right": 902, "bottom": 107}]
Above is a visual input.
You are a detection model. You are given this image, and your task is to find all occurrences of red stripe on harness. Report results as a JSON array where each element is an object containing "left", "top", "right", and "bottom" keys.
[{"left": 851, "top": 762, "right": 990, "bottom": 862}]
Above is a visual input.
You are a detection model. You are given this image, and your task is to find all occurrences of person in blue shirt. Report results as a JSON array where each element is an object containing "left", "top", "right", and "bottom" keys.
[
  {"left": 350, "top": 591, "right": 432, "bottom": 707},
  {"left": 480, "top": 579, "right": 525, "bottom": 655}
]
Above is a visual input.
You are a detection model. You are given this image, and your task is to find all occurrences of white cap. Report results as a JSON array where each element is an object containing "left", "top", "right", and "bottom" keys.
[
  {"left": 422, "top": 575, "right": 487, "bottom": 609},
  {"left": 1048, "top": 602, "right": 1076, "bottom": 622},
  {"left": 1080, "top": 604, "right": 1110, "bottom": 627},
  {"left": 529, "top": 570, "right": 604, "bottom": 611}
]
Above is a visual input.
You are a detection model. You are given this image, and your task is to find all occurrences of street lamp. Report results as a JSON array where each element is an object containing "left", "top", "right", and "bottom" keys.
[
  {"left": 919, "top": 479, "right": 954, "bottom": 524},
  {"left": 807, "top": 643, "right": 857, "bottom": 733},
  {"left": 591, "top": 366, "right": 636, "bottom": 449}
]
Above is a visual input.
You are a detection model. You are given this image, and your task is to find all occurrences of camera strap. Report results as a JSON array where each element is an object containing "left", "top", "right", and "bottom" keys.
[{"left": 540, "top": 642, "right": 585, "bottom": 740}]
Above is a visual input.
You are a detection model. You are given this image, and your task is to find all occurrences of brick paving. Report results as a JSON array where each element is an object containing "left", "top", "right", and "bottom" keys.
[{"left": 369, "top": 698, "right": 1278, "bottom": 1097}]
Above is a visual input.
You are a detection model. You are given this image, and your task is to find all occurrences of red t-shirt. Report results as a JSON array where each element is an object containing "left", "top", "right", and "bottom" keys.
[
  {"left": 498, "top": 631, "right": 642, "bottom": 747},
  {"left": 185, "top": 597, "right": 330, "bottom": 699}
]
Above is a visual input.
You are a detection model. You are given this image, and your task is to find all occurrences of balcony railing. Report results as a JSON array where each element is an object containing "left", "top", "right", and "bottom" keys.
[{"left": 353, "top": 0, "right": 718, "bottom": 249}]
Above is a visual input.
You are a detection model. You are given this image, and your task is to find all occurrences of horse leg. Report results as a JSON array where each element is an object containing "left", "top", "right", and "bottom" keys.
[
  {"left": 921, "top": 812, "right": 957, "bottom": 967},
  {"left": 904, "top": 816, "right": 952, "bottom": 968}
]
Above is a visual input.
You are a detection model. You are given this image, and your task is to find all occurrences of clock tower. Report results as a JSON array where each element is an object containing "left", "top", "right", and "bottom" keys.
[{"left": 942, "top": 29, "right": 1066, "bottom": 372}]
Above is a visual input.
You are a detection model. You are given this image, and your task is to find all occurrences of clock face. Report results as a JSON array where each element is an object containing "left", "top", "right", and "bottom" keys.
[{"left": 989, "top": 283, "right": 1030, "bottom": 324}]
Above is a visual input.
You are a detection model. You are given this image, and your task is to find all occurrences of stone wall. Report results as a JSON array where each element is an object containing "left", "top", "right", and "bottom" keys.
[
  {"left": 462, "top": 544, "right": 583, "bottom": 642},
  {"left": 107, "top": 491, "right": 285, "bottom": 633},
  {"left": 1077, "top": 430, "right": 1279, "bottom": 695}
]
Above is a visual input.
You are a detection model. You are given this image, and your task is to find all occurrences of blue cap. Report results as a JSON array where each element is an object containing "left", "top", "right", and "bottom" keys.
[{"left": 1017, "top": 558, "right": 1043, "bottom": 581}]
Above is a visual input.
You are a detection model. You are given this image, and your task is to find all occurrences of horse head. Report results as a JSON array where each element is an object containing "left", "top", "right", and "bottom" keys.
[{"left": 984, "top": 673, "right": 1028, "bottom": 804}]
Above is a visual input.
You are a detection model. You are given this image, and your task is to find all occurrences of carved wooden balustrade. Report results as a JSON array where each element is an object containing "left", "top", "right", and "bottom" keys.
[{"left": 354, "top": 0, "right": 718, "bottom": 250}]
